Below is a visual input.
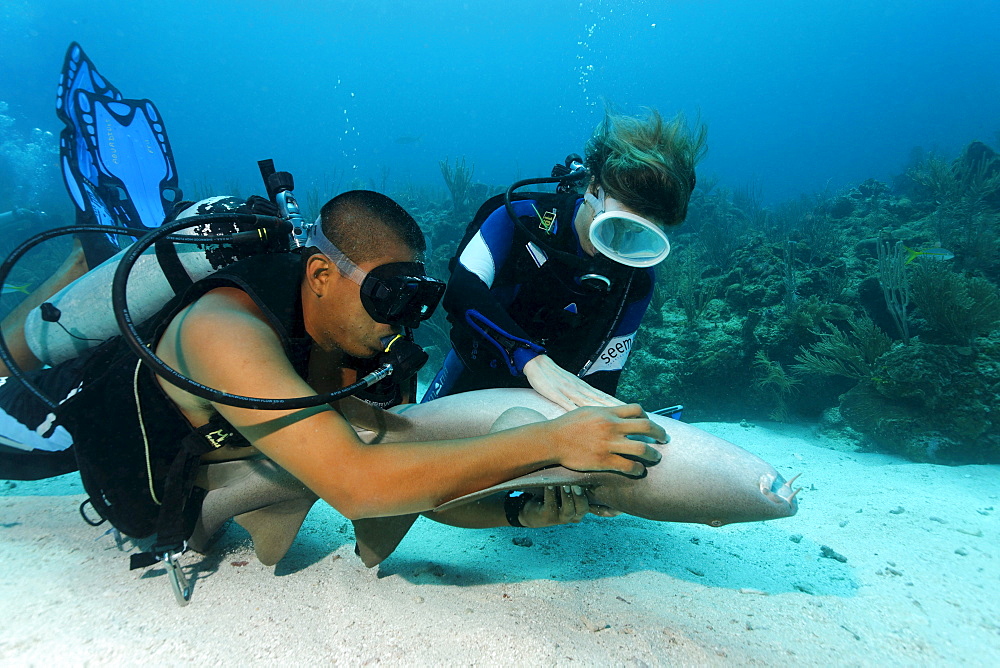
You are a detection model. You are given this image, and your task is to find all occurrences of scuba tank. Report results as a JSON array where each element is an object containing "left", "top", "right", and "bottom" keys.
[
  {"left": 23, "top": 159, "right": 307, "bottom": 366},
  {"left": 23, "top": 195, "right": 286, "bottom": 365}
]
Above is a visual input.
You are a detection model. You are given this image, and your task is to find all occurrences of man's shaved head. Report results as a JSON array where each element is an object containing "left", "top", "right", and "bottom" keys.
[{"left": 318, "top": 190, "right": 425, "bottom": 262}]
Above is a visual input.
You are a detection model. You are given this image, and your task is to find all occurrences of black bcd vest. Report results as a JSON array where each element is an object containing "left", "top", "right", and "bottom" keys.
[
  {"left": 448, "top": 192, "right": 649, "bottom": 382},
  {"left": 57, "top": 251, "right": 310, "bottom": 555}
]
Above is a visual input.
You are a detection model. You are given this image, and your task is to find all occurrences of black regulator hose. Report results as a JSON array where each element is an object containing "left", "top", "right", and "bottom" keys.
[
  {"left": 0, "top": 222, "right": 269, "bottom": 410},
  {"left": 503, "top": 175, "right": 569, "bottom": 227},
  {"left": 503, "top": 171, "right": 594, "bottom": 271},
  {"left": 111, "top": 214, "right": 401, "bottom": 410}
]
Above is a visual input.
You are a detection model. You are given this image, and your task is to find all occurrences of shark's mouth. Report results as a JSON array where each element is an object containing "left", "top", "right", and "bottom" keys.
[{"left": 761, "top": 472, "right": 801, "bottom": 515}]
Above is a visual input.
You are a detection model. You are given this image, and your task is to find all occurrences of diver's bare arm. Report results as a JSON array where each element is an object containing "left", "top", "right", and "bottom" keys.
[{"left": 166, "top": 295, "right": 663, "bottom": 520}]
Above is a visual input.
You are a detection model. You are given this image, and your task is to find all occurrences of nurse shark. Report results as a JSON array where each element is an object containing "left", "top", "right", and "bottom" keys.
[{"left": 195, "top": 389, "right": 800, "bottom": 568}]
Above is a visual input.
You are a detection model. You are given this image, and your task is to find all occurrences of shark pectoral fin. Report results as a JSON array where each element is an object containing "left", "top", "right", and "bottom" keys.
[
  {"left": 352, "top": 514, "right": 421, "bottom": 568},
  {"left": 189, "top": 458, "right": 318, "bottom": 564},
  {"left": 432, "top": 467, "right": 594, "bottom": 514},
  {"left": 234, "top": 495, "right": 319, "bottom": 566}
]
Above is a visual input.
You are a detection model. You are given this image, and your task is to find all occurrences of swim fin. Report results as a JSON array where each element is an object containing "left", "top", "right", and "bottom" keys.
[
  {"left": 72, "top": 90, "right": 181, "bottom": 232},
  {"left": 55, "top": 41, "right": 181, "bottom": 266},
  {"left": 56, "top": 41, "right": 122, "bottom": 209}
]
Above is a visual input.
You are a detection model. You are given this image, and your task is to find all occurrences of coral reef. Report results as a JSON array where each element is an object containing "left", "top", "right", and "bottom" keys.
[
  {"left": 910, "top": 264, "right": 1000, "bottom": 347},
  {"left": 0, "top": 101, "right": 68, "bottom": 320},
  {"left": 438, "top": 156, "right": 475, "bottom": 216},
  {"left": 752, "top": 350, "right": 800, "bottom": 421},
  {"left": 793, "top": 315, "right": 893, "bottom": 381},
  {"left": 616, "top": 140, "right": 1000, "bottom": 463},
  {"left": 838, "top": 341, "right": 1000, "bottom": 463},
  {"left": 0, "top": 101, "right": 60, "bottom": 210}
]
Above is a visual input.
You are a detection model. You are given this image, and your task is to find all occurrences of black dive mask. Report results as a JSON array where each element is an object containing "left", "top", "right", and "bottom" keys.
[
  {"left": 305, "top": 222, "right": 444, "bottom": 329},
  {"left": 360, "top": 261, "right": 445, "bottom": 328}
]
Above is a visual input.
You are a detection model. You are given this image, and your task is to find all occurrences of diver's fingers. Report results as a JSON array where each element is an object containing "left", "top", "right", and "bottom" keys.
[
  {"left": 556, "top": 487, "right": 573, "bottom": 524},
  {"left": 577, "top": 386, "right": 625, "bottom": 408},
  {"left": 610, "top": 424, "right": 664, "bottom": 464},
  {"left": 548, "top": 390, "right": 579, "bottom": 413},
  {"left": 590, "top": 385, "right": 624, "bottom": 404},
  {"left": 608, "top": 403, "right": 647, "bottom": 419},
  {"left": 614, "top": 441, "right": 663, "bottom": 469},
  {"left": 603, "top": 454, "right": 650, "bottom": 478},
  {"left": 589, "top": 505, "right": 621, "bottom": 518},
  {"left": 612, "top": 408, "right": 668, "bottom": 445},
  {"left": 542, "top": 485, "right": 558, "bottom": 510},
  {"left": 567, "top": 485, "right": 590, "bottom": 522},
  {"left": 561, "top": 380, "right": 619, "bottom": 406},
  {"left": 558, "top": 485, "right": 578, "bottom": 521},
  {"left": 633, "top": 420, "right": 668, "bottom": 446},
  {"left": 556, "top": 486, "right": 572, "bottom": 521},
  {"left": 595, "top": 432, "right": 663, "bottom": 476},
  {"left": 559, "top": 397, "right": 581, "bottom": 412}
]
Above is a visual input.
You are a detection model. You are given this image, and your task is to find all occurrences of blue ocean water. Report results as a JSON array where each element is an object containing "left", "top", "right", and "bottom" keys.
[
  {"left": 2, "top": 4, "right": 1000, "bottom": 663},
  {"left": 1, "top": 0, "right": 998, "bottom": 206}
]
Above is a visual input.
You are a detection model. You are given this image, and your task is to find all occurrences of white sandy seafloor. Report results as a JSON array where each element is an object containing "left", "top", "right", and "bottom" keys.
[{"left": 1, "top": 421, "right": 997, "bottom": 666}]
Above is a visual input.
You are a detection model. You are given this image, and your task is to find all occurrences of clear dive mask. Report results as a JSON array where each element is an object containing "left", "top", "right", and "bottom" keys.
[
  {"left": 585, "top": 187, "right": 671, "bottom": 268},
  {"left": 305, "top": 219, "right": 445, "bottom": 328}
]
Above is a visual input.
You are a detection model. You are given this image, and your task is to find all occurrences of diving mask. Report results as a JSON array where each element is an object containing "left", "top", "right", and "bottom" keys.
[
  {"left": 585, "top": 187, "right": 670, "bottom": 268},
  {"left": 306, "top": 220, "right": 445, "bottom": 328}
]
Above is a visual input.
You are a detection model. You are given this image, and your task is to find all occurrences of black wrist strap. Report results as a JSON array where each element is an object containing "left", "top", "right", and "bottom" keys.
[{"left": 504, "top": 491, "right": 533, "bottom": 528}]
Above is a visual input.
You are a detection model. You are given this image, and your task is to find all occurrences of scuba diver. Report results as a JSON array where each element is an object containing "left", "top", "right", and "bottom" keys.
[
  {"left": 0, "top": 43, "right": 664, "bottom": 604},
  {"left": 0, "top": 42, "right": 422, "bottom": 476},
  {"left": 422, "top": 110, "right": 707, "bottom": 411}
]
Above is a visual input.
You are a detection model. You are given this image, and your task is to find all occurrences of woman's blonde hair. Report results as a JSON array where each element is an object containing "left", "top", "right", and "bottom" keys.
[{"left": 584, "top": 109, "right": 707, "bottom": 227}]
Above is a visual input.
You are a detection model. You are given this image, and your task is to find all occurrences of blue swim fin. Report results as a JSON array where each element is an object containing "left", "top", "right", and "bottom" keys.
[
  {"left": 55, "top": 42, "right": 181, "bottom": 265},
  {"left": 56, "top": 41, "right": 122, "bottom": 212},
  {"left": 72, "top": 91, "right": 181, "bottom": 232}
]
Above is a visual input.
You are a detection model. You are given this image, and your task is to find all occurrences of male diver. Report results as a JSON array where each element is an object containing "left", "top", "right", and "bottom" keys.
[
  {"left": 423, "top": 110, "right": 706, "bottom": 411},
  {"left": 1, "top": 192, "right": 665, "bottom": 558}
]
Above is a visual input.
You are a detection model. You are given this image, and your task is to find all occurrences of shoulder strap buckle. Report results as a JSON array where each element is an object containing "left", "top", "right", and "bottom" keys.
[
  {"left": 203, "top": 428, "right": 233, "bottom": 449},
  {"left": 538, "top": 207, "right": 557, "bottom": 234}
]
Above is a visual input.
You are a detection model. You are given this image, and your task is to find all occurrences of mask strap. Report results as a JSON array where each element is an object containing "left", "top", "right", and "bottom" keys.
[
  {"left": 584, "top": 186, "right": 605, "bottom": 215},
  {"left": 305, "top": 219, "right": 368, "bottom": 286}
]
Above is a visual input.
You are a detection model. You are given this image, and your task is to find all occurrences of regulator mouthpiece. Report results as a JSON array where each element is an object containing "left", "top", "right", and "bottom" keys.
[{"left": 379, "top": 334, "right": 428, "bottom": 381}]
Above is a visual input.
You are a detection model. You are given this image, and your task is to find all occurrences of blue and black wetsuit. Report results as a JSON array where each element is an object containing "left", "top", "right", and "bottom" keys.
[{"left": 423, "top": 192, "right": 654, "bottom": 401}]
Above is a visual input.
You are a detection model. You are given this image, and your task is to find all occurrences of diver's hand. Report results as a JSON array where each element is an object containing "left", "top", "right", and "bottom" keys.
[
  {"left": 544, "top": 404, "right": 665, "bottom": 477},
  {"left": 523, "top": 354, "right": 624, "bottom": 411},
  {"left": 519, "top": 485, "right": 620, "bottom": 528}
]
